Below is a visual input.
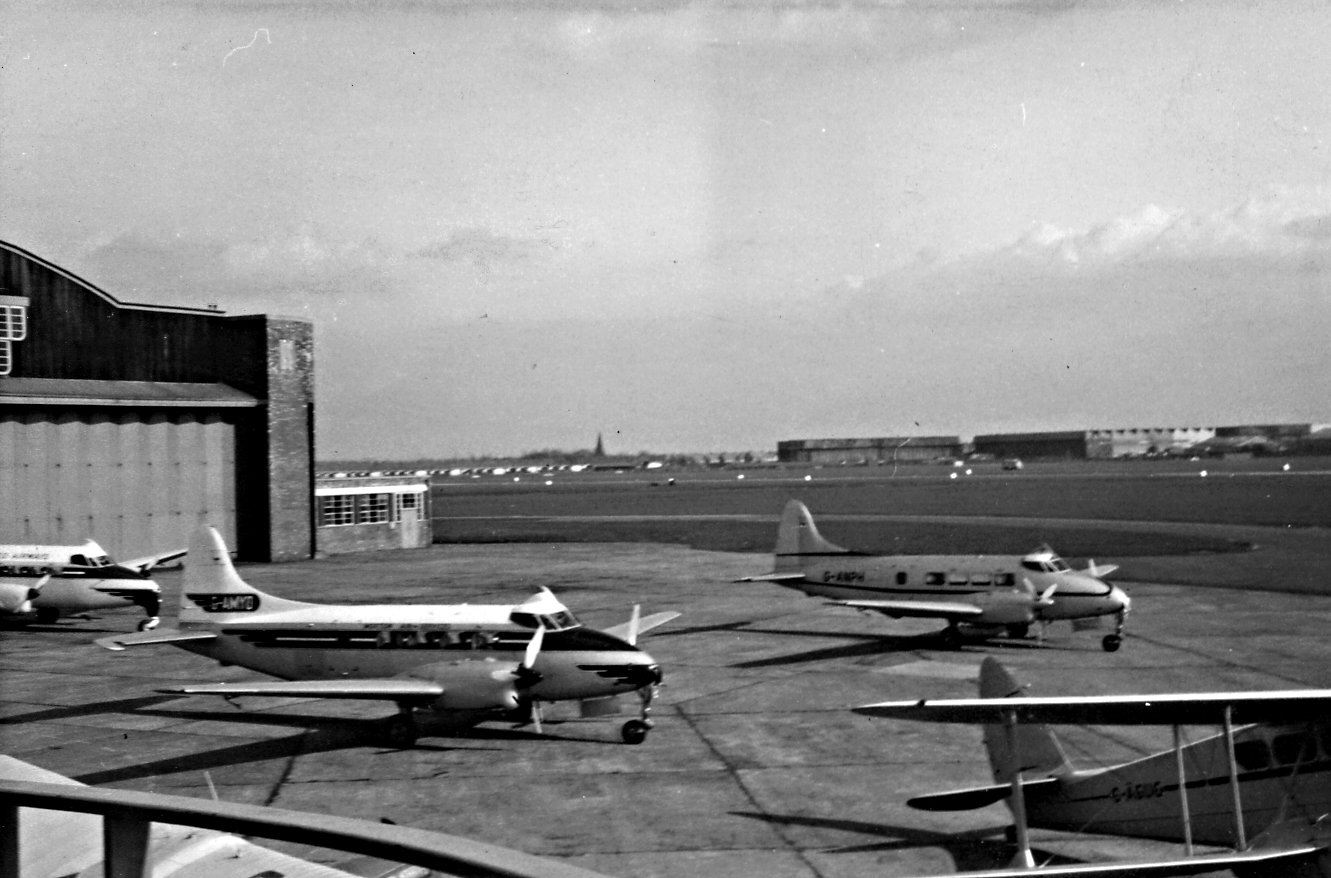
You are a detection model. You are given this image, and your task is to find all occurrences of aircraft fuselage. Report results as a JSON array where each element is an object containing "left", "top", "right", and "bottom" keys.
[
  {"left": 780, "top": 553, "right": 1125, "bottom": 622},
  {"left": 1027, "top": 722, "right": 1331, "bottom": 847},
  {"left": 177, "top": 616, "right": 660, "bottom": 704}
]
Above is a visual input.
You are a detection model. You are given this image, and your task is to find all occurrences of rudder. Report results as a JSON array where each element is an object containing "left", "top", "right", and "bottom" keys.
[
  {"left": 179, "top": 526, "right": 306, "bottom": 623},
  {"left": 979, "top": 657, "right": 1072, "bottom": 782},
  {"left": 775, "top": 500, "right": 851, "bottom": 557}
]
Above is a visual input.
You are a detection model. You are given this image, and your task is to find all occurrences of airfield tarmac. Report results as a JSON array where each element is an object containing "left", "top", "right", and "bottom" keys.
[{"left": 5, "top": 529, "right": 1331, "bottom": 878}]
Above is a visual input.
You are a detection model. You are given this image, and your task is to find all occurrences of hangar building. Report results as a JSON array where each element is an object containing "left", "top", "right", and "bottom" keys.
[
  {"left": 0, "top": 241, "right": 314, "bottom": 562},
  {"left": 778, "top": 436, "right": 966, "bottom": 465}
]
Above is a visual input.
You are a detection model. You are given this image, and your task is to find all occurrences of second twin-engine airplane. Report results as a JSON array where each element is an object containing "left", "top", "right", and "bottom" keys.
[
  {"left": 97, "top": 527, "right": 678, "bottom": 746},
  {"left": 741, "top": 501, "right": 1132, "bottom": 651},
  {"left": 1, "top": 539, "right": 184, "bottom": 630},
  {"left": 856, "top": 658, "right": 1331, "bottom": 877}
]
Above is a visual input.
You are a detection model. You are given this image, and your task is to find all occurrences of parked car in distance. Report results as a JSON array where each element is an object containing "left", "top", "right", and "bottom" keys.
[{"left": 1002, "top": 458, "right": 1024, "bottom": 471}]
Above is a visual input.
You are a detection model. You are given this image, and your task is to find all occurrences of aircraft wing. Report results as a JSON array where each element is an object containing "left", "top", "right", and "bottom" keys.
[
  {"left": 836, "top": 599, "right": 986, "bottom": 621},
  {"left": 603, "top": 611, "right": 681, "bottom": 641},
  {"left": 121, "top": 547, "right": 189, "bottom": 574},
  {"left": 883, "top": 845, "right": 1327, "bottom": 878},
  {"left": 94, "top": 628, "right": 218, "bottom": 651},
  {"left": 161, "top": 679, "right": 446, "bottom": 701},
  {"left": 855, "top": 689, "right": 1331, "bottom": 726},
  {"left": 734, "top": 572, "right": 808, "bottom": 583}
]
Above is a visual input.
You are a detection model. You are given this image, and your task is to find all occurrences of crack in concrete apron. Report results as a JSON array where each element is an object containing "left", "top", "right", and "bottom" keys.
[{"left": 674, "top": 704, "right": 828, "bottom": 878}]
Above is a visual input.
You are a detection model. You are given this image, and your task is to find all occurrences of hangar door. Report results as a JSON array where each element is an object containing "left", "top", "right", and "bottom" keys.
[{"left": 0, "top": 410, "right": 237, "bottom": 560}]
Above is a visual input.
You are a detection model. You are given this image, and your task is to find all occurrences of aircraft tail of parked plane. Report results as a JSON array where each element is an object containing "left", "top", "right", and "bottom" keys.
[
  {"left": 742, "top": 501, "right": 1129, "bottom": 651},
  {"left": 178, "top": 527, "right": 311, "bottom": 623}
]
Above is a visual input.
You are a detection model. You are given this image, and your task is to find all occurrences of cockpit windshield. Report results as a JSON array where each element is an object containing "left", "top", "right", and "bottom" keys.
[{"left": 508, "top": 609, "right": 582, "bottom": 631}]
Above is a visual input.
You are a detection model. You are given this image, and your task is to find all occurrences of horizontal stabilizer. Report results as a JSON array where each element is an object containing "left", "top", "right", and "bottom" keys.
[
  {"left": 161, "top": 678, "right": 446, "bottom": 701},
  {"left": 837, "top": 599, "right": 986, "bottom": 621},
  {"left": 604, "top": 611, "right": 680, "bottom": 642},
  {"left": 94, "top": 628, "right": 218, "bottom": 651},
  {"left": 906, "top": 778, "right": 1060, "bottom": 811},
  {"left": 121, "top": 547, "right": 189, "bottom": 574},
  {"left": 734, "top": 573, "right": 808, "bottom": 584},
  {"left": 856, "top": 688, "right": 1331, "bottom": 726}
]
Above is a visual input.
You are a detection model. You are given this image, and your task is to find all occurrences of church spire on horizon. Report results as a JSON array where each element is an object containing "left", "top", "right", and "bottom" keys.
[{"left": 593, "top": 432, "right": 606, "bottom": 457}]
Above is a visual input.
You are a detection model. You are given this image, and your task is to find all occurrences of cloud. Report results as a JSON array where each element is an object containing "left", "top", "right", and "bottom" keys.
[
  {"left": 996, "top": 186, "right": 1331, "bottom": 267},
  {"left": 409, "top": 227, "right": 540, "bottom": 270},
  {"left": 223, "top": 227, "right": 392, "bottom": 277}
]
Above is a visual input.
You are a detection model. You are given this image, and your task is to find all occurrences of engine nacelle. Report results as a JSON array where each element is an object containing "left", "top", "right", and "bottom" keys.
[
  {"left": 0, "top": 583, "right": 38, "bottom": 615},
  {"left": 412, "top": 659, "right": 523, "bottom": 712},
  {"left": 968, "top": 591, "right": 1038, "bottom": 626}
]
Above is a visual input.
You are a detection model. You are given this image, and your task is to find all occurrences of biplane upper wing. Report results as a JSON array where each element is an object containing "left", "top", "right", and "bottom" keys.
[
  {"left": 855, "top": 689, "right": 1331, "bottom": 726},
  {"left": 885, "top": 843, "right": 1326, "bottom": 877}
]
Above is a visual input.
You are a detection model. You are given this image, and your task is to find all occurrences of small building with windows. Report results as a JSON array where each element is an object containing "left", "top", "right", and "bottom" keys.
[{"left": 315, "top": 472, "right": 432, "bottom": 555}]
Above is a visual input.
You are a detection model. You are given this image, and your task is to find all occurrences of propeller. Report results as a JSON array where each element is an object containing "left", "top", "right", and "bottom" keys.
[
  {"left": 625, "top": 604, "right": 641, "bottom": 646},
  {"left": 1022, "top": 578, "right": 1057, "bottom": 608},
  {"left": 514, "top": 625, "right": 544, "bottom": 690}
]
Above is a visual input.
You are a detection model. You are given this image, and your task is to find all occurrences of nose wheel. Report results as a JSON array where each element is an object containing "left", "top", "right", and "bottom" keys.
[
  {"left": 1102, "top": 610, "right": 1128, "bottom": 652},
  {"left": 621, "top": 685, "right": 656, "bottom": 745},
  {"left": 138, "top": 616, "right": 161, "bottom": 632}
]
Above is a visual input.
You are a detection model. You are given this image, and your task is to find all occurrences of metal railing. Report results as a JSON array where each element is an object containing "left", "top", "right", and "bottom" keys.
[{"left": 0, "top": 780, "right": 611, "bottom": 878}]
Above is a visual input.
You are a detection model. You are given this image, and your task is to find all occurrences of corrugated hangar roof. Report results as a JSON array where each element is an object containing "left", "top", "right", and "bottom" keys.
[{"left": 0, "top": 377, "right": 258, "bottom": 407}]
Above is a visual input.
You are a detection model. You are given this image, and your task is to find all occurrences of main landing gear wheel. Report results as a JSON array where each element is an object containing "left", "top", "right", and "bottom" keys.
[
  {"left": 939, "top": 626, "right": 963, "bottom": 650},
  {"left": 383, "top": 713, "right": 419, "bottom": 748},
  {"left": 138, "top": 616, "right": 161, "bottom": 632},
  {"left": 621, "top": 719, "right": 651, "bottom": 745},
  {"left": 1007, "top": 624, "right": 1029, "bottom": 640},
  {"left": 35, "top": 608, "right": 60, "bottom": 625},
  {"left": 1102, "top": 634, "right": 1122, "bottom": 653}
]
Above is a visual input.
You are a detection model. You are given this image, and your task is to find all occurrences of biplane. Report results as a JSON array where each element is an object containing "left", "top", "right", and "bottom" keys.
[{"left": 855, "top": 658, "right": 1331, "bottom": 876}]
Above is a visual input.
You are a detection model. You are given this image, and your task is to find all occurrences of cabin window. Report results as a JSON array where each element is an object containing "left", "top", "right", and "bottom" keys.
[
  {"left": 925, "top": 572, "right": 945, "bottom": 586},
  {"left": 1021, "top": 560, "right": 1044, "bottom": 572},
  {"left": 995, "top": 573, "right": 1015, "bottom": 586},
  {"left": 1050, "top": 558, "right": 1070, "bottom": 572},
  {"left": 896, "top": 571, "right": 907, "bottom": 585},
  {"left": 970, "top": 574, "right": 992, "bottom": 586},
  {"left": 1234, "top": 740, "right": 1270, "bottom": 771},
  {"left": 1273, "top": 733, "right": 1315, "bottom": 765},
  {"left": 948, "top": 573, "right": 969, "bottom": 585},
  {"left": 70, "top": 554, "right": 88, "bottom": 566},
  {"left": 509, "top": 612, "right": 541, "bottom": 629}
]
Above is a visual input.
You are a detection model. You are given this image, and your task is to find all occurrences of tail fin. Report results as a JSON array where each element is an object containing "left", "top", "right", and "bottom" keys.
[
  {"left": 178, "top": 527, "right": 308, "bottom": 624},
  {"left": 979, "top": 657, "right": 1072, "bottom": 782},
  {"left": 775, "top": 500, "right": 851, "bottom": 558}
]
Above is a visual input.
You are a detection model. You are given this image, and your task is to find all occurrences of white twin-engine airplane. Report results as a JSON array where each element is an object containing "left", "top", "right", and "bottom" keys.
[
  {"left": 857, "top": 658, "right": 1331, "bottom": 877},
  {"left": 0, "top": 540, "right": 184, "bottom": 629},
  {"left": 97, "top": 527, "right": 679, "bottom": 746},
  {"left": 741, "top": 501, "right": 1131, "bottom": 651}
]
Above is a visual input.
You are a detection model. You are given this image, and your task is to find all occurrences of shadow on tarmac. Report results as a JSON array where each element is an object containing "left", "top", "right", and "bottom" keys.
[
  {"left": 734, "top": 811, "right": 1084, "bottom": 870},
  {"left": 65, "top": 704, "right": 617, "bottom": 785}
]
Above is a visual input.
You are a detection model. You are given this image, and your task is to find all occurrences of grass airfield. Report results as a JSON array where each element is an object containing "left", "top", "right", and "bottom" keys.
[{"left": 3, "top": 457, "right": 1330, "bottom": 877}]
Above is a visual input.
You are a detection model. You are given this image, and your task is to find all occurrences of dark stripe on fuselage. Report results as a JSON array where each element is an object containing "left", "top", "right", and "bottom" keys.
[
  {"left": 0, "top": 565, "right": 149, "bottom": 580},
  {"left": 1064, "top": 759, "right": 1331, "bottom": 807}
]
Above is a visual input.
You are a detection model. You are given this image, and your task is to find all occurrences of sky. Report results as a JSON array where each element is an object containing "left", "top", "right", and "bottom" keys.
[{"left": 3, "top": 1, "right": 1329, "bottom": 459}]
